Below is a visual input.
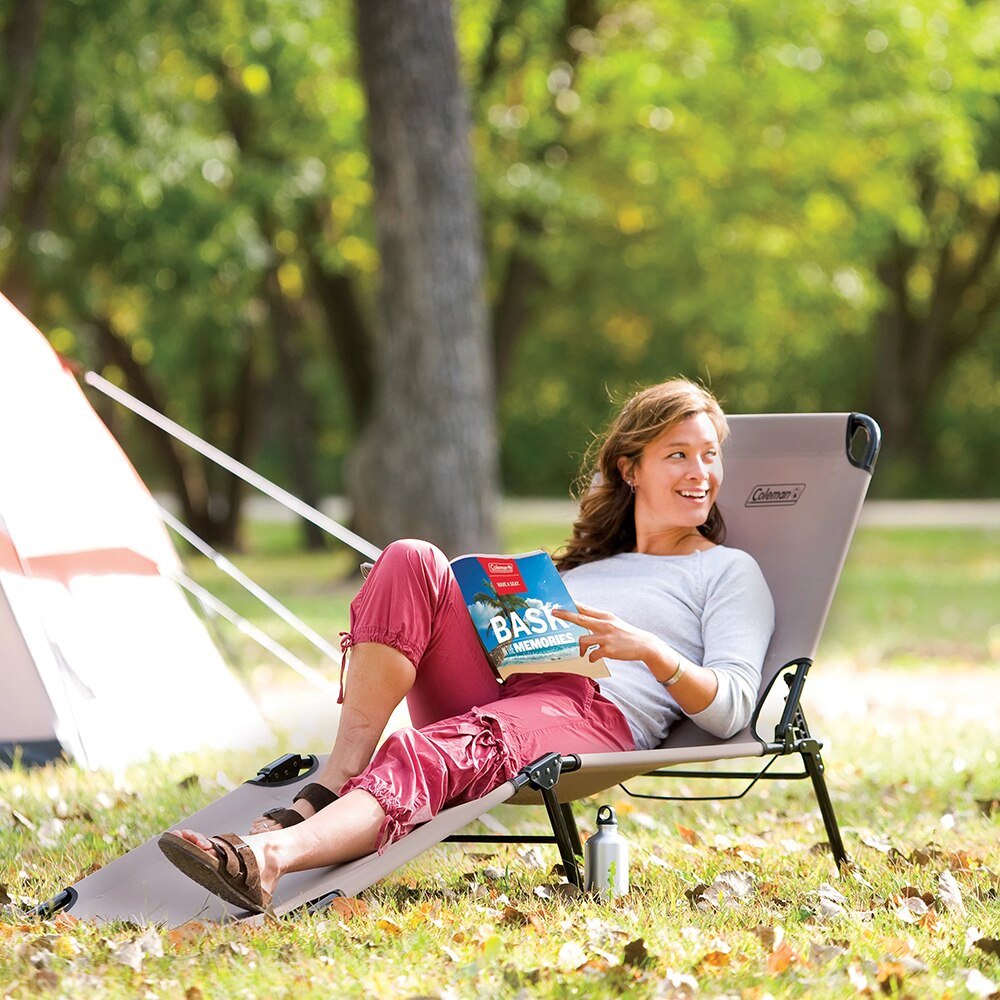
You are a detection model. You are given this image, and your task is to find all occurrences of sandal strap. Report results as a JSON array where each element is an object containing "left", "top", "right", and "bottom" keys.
[
  {"left": 262, "top": 806, "right": 305, "bottom": 828},
  {"left": 211, "top": 833, "right": 263, "bottom": 898},
  {"left": 293, "top": 782, "right": 338, "bottom": 812}
]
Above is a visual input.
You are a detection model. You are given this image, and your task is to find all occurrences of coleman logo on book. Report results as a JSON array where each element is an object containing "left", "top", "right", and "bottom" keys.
[
  {"left": 746, "top": 483, "right": 806, "bottom": 507},
  {"left": 478, "top": 557, "right": 527, "bottom": 593}
]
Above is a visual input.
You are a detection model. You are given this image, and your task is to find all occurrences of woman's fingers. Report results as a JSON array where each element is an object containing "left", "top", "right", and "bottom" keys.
[
  {"left": 553, "top": 602, "right": 613, "bottom": 626},
  {"left": 572, "top": 601, "right": 612, "bottom": 619}
]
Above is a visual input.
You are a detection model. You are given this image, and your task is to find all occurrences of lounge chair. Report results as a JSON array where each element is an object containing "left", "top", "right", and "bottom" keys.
[{"left": 32, "top": 411, "right": 879, "bottom": 926}]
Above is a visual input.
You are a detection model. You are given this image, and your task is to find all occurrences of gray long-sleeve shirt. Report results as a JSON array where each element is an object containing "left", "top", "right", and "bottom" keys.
[{"left": 561, "top": 546, "right": 775, "bottom": 750}]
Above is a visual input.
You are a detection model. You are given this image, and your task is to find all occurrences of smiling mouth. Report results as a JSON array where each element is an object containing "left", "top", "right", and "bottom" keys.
[{"left": 679, "top": 490, "right": 708, "bottom": 500}]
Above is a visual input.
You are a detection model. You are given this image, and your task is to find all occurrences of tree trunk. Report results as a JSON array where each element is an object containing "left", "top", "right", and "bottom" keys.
[
  {"left": 265, "top": 269, "right": 326, "bottom": 551},
  {"left": 0, "top": 0, "right": 50, "bottom": 219},
  {"left": 869, "top": 211, "right": 1000, "bottom": 490},
  {"left": 349, "top": 0, "right": 499, "bottom": 556}
]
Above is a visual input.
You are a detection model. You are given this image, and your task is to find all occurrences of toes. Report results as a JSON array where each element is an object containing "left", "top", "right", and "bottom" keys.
[{"left": 179, "top": 829, "right": 214, "bottom": 851}]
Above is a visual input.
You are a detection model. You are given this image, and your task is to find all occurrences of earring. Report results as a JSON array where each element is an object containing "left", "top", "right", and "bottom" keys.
[{"left": 628, "top": 480, "right": 636, "bottom": 494}]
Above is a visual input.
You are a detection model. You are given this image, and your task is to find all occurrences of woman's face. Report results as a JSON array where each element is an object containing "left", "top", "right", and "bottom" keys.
[{"left": 620, "top": 413, "right": 724, "bottom": 532}]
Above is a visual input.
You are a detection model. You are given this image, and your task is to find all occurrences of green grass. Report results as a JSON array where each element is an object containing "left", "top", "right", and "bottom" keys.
[{"left": 1, "top": 525, "right": 997, "bottom": 997}]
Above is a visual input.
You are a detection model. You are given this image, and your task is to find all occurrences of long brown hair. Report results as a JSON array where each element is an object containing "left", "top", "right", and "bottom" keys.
[{"left": 554, "top": 378, "right": 729, "bottom": 571}]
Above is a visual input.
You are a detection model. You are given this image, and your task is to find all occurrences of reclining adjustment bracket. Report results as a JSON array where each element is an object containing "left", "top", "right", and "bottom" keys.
[{"left": 517, "top": 752, "right": 581, "bottom": 793}]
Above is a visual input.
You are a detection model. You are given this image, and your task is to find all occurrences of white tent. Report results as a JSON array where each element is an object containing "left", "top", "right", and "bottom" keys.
[{"left": 0, "top": 293, "right": 271, "bottom": 769}]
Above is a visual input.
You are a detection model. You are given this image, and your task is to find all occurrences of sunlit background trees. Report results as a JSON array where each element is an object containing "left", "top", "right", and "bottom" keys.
[{"left": 2, "top": 0, "right": 998, "bottom": 552}]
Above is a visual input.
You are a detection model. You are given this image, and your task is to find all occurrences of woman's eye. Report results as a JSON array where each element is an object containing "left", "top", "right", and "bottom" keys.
[{"left": 668, "top": 451, "right": 685, "bottom": 459}]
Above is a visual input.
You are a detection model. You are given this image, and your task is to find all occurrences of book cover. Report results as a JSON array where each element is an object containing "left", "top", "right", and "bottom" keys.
[{"left": 450, "top": 549, "right": 609, "bottom": 681}]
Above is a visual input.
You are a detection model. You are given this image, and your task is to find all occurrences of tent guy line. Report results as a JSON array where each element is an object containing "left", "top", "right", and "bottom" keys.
[
  {"left": 168, "top": 570, "right": 340, "bottom": 697},
  {"left": 83, "top": 370, "right": 383, "bottom": 563},
  {"left": 157, "top": 505, "right": 343, "bottom": 667}
]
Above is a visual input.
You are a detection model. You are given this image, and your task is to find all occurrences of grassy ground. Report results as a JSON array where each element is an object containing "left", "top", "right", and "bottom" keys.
[{"left": 1, "top": 523, "right": 997, "bottom": 998}]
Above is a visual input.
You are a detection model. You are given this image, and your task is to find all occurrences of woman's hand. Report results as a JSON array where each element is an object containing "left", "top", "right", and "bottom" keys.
[
  {"left": 553, "top": 602, "right": 665, "bottom": 664},
  {"left": 554, "top": 601, "right": 718, "bottom": 712}
]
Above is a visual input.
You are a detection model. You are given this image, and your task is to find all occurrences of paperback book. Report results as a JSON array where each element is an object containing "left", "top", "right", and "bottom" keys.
[{"left": 449, "top": 549, "right": 609, "bottom": 681}]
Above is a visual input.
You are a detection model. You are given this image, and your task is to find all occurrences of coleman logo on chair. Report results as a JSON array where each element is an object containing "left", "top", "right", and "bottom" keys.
[{"left": 746, "top": 483, "right": 806, "bottom": 507}]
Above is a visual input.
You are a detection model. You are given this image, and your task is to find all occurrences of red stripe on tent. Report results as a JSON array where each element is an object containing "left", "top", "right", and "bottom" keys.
[
  {"left": 24, "top": 548, "right": 161, "bottom": 582},
  {"left": 0, "top": 529, "right": 22, "bottom": 574}
]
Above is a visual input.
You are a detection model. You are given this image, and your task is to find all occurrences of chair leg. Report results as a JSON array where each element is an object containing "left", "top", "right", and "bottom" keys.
[
  {"left": 560, "top": 802, "right": 583, "bottom": 858},
  {"left": 539, "top": 786, "right": 583, "bottom": 888},
  {"left": 801, "top": 746, "right": 849, "bottom": 869}
]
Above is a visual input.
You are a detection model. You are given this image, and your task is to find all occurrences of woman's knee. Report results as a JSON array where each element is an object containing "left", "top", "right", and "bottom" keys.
[{"left": 376, "top": 538, "right": 450, "bottom": 577}]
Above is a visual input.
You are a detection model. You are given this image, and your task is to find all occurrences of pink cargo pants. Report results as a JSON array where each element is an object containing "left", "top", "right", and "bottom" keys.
[{"left": 337, "top": 539, "right": 634, "bottom": 848}]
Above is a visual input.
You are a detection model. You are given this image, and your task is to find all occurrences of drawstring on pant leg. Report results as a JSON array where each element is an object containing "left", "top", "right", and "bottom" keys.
[{"left": 337, "top": 631, "right": 354, "bottom": 705}]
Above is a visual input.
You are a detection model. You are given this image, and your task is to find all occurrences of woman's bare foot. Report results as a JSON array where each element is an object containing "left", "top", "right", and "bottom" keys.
[{"left": 248, "top": 804, "right": 313, "bottom": 836}]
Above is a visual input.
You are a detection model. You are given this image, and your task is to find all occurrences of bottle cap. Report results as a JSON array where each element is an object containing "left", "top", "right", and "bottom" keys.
[{"left": 597, "top": 805, "right": 617, "bottom": 826}]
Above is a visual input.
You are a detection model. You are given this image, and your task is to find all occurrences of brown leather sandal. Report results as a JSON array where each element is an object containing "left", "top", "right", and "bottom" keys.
[
  {"left": 261, "top": 782, "right": 338, "bottom": 828},
  {"left": 158, "top": 831, "right": 272, "bottom": 914}
]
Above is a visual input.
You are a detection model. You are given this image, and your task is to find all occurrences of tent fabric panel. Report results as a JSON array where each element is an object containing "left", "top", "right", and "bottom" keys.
[
  {"left": 0, "top": 575, "right": 57, "bottom": 744},
  {"left": 21, "top": 572, "right": 272, "bottom": 770},
  {"left": 0, "top": 295, "right": 272, "bottom": 768},
  {"left": 0, "top": 294, "right": 178, "bottom": 570}
]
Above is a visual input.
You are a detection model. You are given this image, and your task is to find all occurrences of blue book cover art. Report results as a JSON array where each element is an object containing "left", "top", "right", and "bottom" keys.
[{"left": 450, "top": 550, "right": 609, "bottom": 679}]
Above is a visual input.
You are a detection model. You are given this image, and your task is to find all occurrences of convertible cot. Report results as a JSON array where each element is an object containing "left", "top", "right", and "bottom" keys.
[{"left": 33, "top": 411, "right": 880, "bottom": 926}]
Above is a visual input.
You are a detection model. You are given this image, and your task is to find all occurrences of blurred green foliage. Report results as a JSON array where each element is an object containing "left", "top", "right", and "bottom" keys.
[{"left": 1, "top": 0, "right": 998, "bottom": 505}]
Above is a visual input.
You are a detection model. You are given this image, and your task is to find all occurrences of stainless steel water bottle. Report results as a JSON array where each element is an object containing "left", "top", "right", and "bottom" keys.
[{"left": 584, "top": 804, "right": 629, "bottom": 899}]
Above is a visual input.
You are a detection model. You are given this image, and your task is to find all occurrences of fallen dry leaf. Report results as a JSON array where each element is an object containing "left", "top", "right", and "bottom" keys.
[
  {"left": 658, "top": 969, "right": 698, "bottom": 998},
  {"left": 500, "top": 904, "right": 529, "bottom": 926},
  {"left": 899, "top": 886, "right": 935, "bottom": 905},
  {"left": 880, "top": 935, "right": 915, "bottom": 958},
  {"left": 32, "top": 969, "right": 59, "bottom": 990},
  {"left": 699, "top": 938, "right": 732, "bottom": 970},
  {"left": 965, "top": 968, "right": 1000, "bottom": 999},
  {"left": 937, "top": 869, "right": 966, "bottom": 915},
  {"left": 766, "top": 939, "right": 799, "bottom": 974},
  {"left": 751, "top": 924, "right": 781, "bottom": 951},
  {"left": 168, "top": 921, "right": 208, "bottom": 949},
  {"left": 846, "top": 961, "right": 871, "bottom": 994},
  {"left": 875, "top": 960, "right": 907, "bottom": 994},
  {"left": 860, "top": 833, "right": 893, "bottom": 853},
  {"left": 887, "top": 893, "right": 929, "bottom": 925},
  {"left": 534, "top": 882, "right": 580, "bottom": 901},
  {"left": 328, "top": 896, "right": 369, "bottom": 921},
  {"left": 688, "top": 870, "right": 756, "bottom": 910},
  {"left": 376, "top": 917, "right": 402, "bottom": 935},
  {"left": 622, "top": 937, "right": 651, "bottom": 968},
  {"left": 676, "top": 824, "right": 699, "bottom": 846},
  {"left": 809, "top": 941, "right": 847, "bottom": 966},
  {"left": 110, "top": 939, "right": 145, "bottom": 972},
  {"left": 557, "top": 940, "right": 588, "bottom": 971}
]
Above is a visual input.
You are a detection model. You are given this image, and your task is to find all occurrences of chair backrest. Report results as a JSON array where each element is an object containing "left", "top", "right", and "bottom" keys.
[{"left": 662, "top": 411, "right": 879, "bottom": 750}]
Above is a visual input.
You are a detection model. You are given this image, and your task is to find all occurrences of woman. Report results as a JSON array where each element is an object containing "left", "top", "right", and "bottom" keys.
[{"left": 158, "top": 378, "right": 774, "bottom": 913}]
